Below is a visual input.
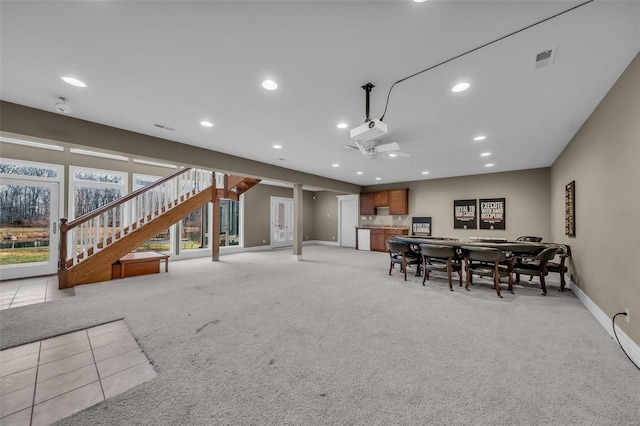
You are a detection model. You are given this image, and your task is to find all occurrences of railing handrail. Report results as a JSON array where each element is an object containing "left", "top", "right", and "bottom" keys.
[{"left": 65, "top": 167, "right": 194, "bottom": 230}]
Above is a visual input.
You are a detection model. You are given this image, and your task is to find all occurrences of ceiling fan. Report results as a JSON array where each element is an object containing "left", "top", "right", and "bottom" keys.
[
  {"left": 344, "top": 83, "right": 410, "bottom": 159},
  {"left": 344, "top": 139, "right": 410, "bottom": 159}
]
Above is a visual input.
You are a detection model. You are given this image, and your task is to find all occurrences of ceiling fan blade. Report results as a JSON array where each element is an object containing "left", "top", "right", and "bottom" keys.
[
  {"left": 343, "top": 144, "right": 359, "bottom": 151},
  {"left": 375, "top": 142, "right": 400, "bottom": 153},
  {"left": 354, "top": 140, "right": 369, "bottom": 156},
  {"left": 393, "top": 151, "right": 411, "bottom": 158}
]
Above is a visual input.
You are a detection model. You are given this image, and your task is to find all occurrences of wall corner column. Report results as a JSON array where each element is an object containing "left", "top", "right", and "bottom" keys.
[{"left": 292, "top": 184, "right": 303, "bottom": 261}]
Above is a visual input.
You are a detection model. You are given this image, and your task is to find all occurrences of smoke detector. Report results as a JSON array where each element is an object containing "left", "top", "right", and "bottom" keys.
[{"left": 54, "top": 97, "right": 72, "bottom": 114}]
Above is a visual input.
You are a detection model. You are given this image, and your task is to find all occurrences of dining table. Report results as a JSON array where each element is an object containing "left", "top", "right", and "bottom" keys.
[{"left": 392, "top": 236, "right": 550, "bottom": 256}]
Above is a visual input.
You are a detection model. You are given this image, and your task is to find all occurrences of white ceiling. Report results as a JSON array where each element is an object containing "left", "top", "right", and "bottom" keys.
[{"left": 1, "top": 1, "right": 638, "bottom": 187}]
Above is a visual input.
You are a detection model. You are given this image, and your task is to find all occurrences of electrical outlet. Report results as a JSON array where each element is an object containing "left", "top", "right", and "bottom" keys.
[
  {"left": 625, "top": 308, "right": 630, "bottom": 323},
  {"left": 262, "top": 239, "right": 266, "bottom": 244}
]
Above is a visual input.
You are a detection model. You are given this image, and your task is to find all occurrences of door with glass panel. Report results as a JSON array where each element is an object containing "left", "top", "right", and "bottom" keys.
[
  {"left": 270, "top": 197, "right": 293, "bottom": 248},
  {"left": 0, "top": 178, "right": 60, "bottom": 280}
]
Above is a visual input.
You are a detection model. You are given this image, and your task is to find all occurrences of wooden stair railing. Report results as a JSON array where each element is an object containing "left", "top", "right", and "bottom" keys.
[{"left": 59, "top": 167, "right": 213, "bottom": 288}]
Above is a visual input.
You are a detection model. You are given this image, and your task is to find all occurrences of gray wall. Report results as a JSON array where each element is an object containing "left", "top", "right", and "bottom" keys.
[
  {"left": 242, "top": 184, "right": 315, "bottom": 247},
  {"left": 0, "top": 102, "right": 360, "bottom": 194},
  {"left": 550, "top": 53, "right": 640, "bottom": 345},
  {"left": 312, "top": 191, "right": 340, "bottom": 243},
  {"left": 363, "top": 167, "right": 551, "bottom": 241}
]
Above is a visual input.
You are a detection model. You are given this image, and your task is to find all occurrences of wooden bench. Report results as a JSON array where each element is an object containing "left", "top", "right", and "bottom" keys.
[{"left": 112, "top": 251, "right": 170, "bottom": 279}]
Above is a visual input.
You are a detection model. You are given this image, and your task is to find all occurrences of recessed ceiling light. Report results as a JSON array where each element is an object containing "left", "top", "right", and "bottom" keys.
[
  {"left": 413, "top": 0, "right": 428, "bottom": 2},
  {"left": 356, "top": 171, "right": 363, "bottom": 175},
  {"left": 481, "top": 152, "right": 491, "bottom": 157},
  {"left": 273, "top": 144, "right": 282, "bottom": 149},
  {"left": 200, "top": 121, "right": 213, "bottom": 127},
  {"left": 451, "top": 82, "right": 470, "bottom": 93},
  {"left": 262, "top": 80, "right": 278, "bottom": 90},
  {"left": 61, "top": 76, "right": 86, "bottom": 87},
  {"left": 422, "top": 171, "right": 429, "bottom": 175},
  {"left": 474, "top": 135, "right": 486, "bottom": 141},
  {"left": 332, "top": 163, "right": 339, "bottom": 167},
  {"left": 375, "top": 177, "right": 381, "bottom": 181},
  {"left": 389, "top": 153, "right": 397, "bottom": 158},
  {"left": 337, "top": 122, "right": 348, "bottom": 129},
  {"left": 485, "top": 163, "right": 494, "bottom": 167}
]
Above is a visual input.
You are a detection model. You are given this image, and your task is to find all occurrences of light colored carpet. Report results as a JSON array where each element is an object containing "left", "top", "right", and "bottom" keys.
[{"left": 1, "top": 246, "right": 638, "bottom": 425}]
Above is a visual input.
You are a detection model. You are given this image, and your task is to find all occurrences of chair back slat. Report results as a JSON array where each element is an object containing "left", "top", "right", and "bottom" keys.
[
  {"left": 461, "top": 246, "right": 506, "bottom": 262},
  {"left": 386, "top": 240, "right": 412, "bottom": 254},
  {"left": 420, "top": 244, "right": 456, "bottom": 259}
]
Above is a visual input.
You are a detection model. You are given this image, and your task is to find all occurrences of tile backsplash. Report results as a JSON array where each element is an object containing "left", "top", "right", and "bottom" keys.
[{"left": 359, "top": 210, "right": 411, "bottom": 228}]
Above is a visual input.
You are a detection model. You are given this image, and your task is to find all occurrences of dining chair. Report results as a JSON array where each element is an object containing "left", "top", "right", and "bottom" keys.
[
  {"left": 513, "top": 247, "right": 559, "bottom": 295},
  {"left": 545, "top": 244, "right": 571, "bottom": 291},
  {"left": 419, "top": 244, "right": 462, "bottom": 291},
  {"left": 461, "top": 246, "right": 513, "bottom": 298},
  {"left": 386, "top": 240, "right": 421, "bottom": 281},
  {"left": 516, "top": 236, "right": 543, "bottom": 242}
]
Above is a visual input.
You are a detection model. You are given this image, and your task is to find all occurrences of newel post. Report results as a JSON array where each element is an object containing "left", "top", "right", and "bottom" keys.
[{"left": 58, "top": 218, "right": 69, "bottom": 289}]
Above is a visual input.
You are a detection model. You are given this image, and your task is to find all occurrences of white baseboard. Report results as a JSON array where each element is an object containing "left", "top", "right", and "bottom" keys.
[
  {"left": 303, "top": 240, "right": 340, "bottom": 246},
  {"left": 220, "top": 245, "right": 271, "bottom": 255},
  {"left": 570, "top": 279, "right": 640, "bottom": 367}
]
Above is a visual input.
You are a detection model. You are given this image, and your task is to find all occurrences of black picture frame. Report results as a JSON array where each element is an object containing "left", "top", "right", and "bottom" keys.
[
  {"left": 454, "top": 199, "right": 477, "bottom": 229},
  {"left": 479, "top": 198, "right": 506, "bottom": 230},
  {"left": 412, "top": 217, "right": 432, "bottom": 236},
  {"left": 565, "top": 181, "right": 575, "bottom": 236}
]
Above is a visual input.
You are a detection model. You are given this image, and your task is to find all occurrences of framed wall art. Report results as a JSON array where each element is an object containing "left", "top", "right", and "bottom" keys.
[
  {"left": 565, "top": 181, "right": 575, "bottom": 236},
  {"left": 479, "top": 198, "right": 506, "bottom": 230},
  {"left": 454, "top": 199, "right": 477, "bottom": 229},
  {"left": 412, "top": 217, "right": 432, "bottom": 236}
]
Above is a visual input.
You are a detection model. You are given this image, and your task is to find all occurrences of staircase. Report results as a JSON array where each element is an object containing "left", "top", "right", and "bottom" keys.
[{"left": 58, "top": 168, "right": 260, "bottom": 288}]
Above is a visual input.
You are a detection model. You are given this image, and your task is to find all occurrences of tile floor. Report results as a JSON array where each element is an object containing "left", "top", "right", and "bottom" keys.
[
  {"left": 0, "top": 320, "right": 156, "bottom": 426},
  {"left": 0, "top": 275, "right": 74, "bottom": 311}
]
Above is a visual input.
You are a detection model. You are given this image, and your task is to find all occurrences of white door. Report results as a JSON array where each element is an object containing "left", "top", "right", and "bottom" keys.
[
  {"left": 270, "top": 197, "right": 293, "bottom": 248},
  {"left": 338, "top": 195, "right": 358, "bottom": 248},
  {"left": 0, "top": 178, "right": 60, "bottom": 280}
]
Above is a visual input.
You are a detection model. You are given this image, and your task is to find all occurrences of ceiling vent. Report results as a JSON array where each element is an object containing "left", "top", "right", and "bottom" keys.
[
  {"left": 534, "top": 47, "right": 556, "bottom": 68},
  {"left": 154, "top": 123, "right": 175, "bottom": 131}
]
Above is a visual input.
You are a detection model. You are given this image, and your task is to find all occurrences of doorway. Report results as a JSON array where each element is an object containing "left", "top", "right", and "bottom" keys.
[
  {"left": 270, "top": 197, "right": 293, "bottom": 248},
  {"left": 338, "top": 194, "right": 358, "bottom": 248},
  {"left": 0, "top": 178, "right": 60, "bottom": 280}
]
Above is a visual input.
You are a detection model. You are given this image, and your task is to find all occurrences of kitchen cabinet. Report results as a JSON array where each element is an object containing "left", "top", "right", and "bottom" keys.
[
  {"left": 373, "top": 190, "right": 389, "bottom": 207},
  {"left": 368, "top": 228, "right": 409, "bottom": 252},
  {"left": 360, "top": 188, "right": 408, "bottom": 216},
  {"left": 389, "top": 188, "right": 409, "bottom": 215},
  {"left": 370, "top": 229, "right": 386, "bottom": 252},
  {"left": 360, "top": 192, "right": 375, "bottom": 215}
]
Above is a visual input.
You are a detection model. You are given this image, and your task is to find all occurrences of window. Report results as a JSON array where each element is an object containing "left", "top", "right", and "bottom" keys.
[
  {"left": 219, "top": 200, "right": 240, "bottom": 246},
  {"left": 70, "top": 167, "right": 127, "bottom": 219},
  {"left": 133, "top": 174, "right": 171, "bottom": 253},
  {"left": 181, "top": 206, "right": 209, "bottom": 250},
  {"left": 0, "top": 159, "right": 60, "bottom": 180}
]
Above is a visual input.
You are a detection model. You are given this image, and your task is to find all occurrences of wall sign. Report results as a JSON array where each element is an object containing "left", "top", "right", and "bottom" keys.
[
  {"left": 565, "top": 181, "right": 575, "bottom": 236},
  {"left": 412, "top": 217, "right": 432, "bottom": 236},
  {"left": 479, "top": 198, "right": 506, "bottom": 230},
  {"left": 454, "top": 199, "right": 477, "bottom": 229}
]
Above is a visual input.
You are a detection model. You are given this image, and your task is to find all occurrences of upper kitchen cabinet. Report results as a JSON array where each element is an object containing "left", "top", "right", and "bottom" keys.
[
  {"left": 389, "top": 189, "right": 409, "bottom": 215},
  {"left": 360, "top": 192, "right": 375, "bottom": 215},
  {"left": 373, "top": 190, "right": 389, "bottom": 207}
]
